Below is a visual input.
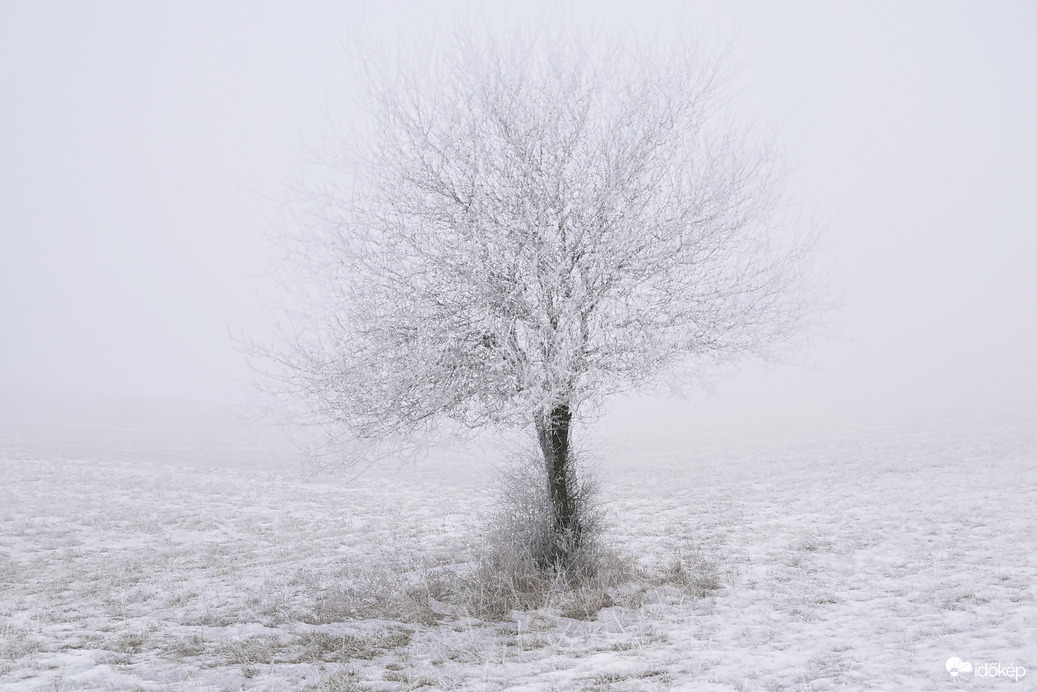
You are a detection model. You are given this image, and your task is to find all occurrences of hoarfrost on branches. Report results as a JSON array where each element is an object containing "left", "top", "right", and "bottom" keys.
[
  {"left": 262, "top": 28, "right": 815, "bottom": 567},
  {"left": 277, "top": 31, "right": 810, "bottom": 440}
]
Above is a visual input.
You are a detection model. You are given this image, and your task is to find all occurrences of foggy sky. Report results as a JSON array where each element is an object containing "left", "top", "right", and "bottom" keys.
[{"left": 2, "top": 1, "right": 1035, "bottom": 421}]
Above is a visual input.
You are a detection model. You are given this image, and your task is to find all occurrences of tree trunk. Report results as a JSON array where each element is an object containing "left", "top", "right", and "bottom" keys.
[{"left": 535, "top": 403, "right": 582, "bottom": 568}]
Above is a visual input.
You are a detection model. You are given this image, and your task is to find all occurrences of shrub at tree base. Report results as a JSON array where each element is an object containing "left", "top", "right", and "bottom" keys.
[{"left": 461, "top": 452, "right": 626, "bottom": 619}]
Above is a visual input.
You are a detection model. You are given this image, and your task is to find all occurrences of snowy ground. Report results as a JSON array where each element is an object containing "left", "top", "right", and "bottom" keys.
[{"left": 1, "top": 397, "right": 1035, "bottom": 691}]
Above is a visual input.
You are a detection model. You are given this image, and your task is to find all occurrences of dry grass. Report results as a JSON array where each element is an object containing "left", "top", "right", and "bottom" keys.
[{"left": 444, "top": 450, "right": 634, "bottom": 621}]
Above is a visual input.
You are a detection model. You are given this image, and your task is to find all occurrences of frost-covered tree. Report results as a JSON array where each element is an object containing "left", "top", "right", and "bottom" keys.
[{"left": 272, "top": 30, "right": 813, "bottom": 570}]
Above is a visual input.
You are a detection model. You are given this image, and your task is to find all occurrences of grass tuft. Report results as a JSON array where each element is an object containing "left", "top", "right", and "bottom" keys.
[
  {"left": 658, "top": 547, "right": 724, "bottom": 597},
  {"left": 448, "top": 451, "right": 630, "bottom": 620}
]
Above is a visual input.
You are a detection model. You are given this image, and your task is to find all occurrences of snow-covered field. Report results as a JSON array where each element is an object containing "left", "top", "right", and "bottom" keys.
[{"left": 1, "top": 397, "right": 1035, "bottom": 691}]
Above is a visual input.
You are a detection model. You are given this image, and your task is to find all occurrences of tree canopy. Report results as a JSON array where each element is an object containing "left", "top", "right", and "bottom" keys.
[{"left": 270, "top": 30, "right": 813, "bottom": 450}]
